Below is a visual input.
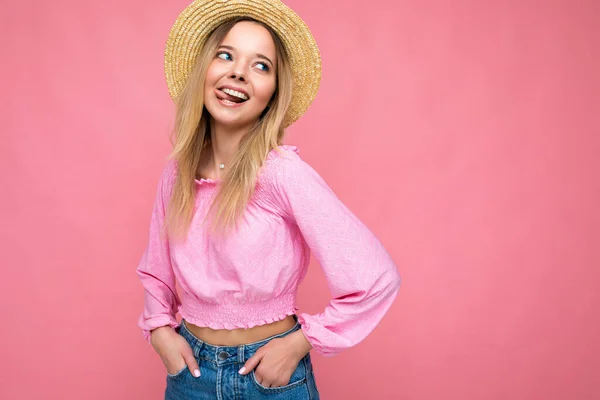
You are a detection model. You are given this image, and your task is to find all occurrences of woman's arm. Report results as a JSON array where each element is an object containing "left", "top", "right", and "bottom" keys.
[
  {"left": 136, "top": 160, "right": 181, "bottom": 342},
  {"left": 270, "top": 149, "right": 402, "bottom": 357}
]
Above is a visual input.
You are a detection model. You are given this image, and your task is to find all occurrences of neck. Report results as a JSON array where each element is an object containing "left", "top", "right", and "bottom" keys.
[{"left": 203, "top": 118, "right": 256, "bottom": 180}]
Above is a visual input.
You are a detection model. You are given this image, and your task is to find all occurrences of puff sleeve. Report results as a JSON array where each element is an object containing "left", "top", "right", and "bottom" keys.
[
  {"left": 136, "top": 160, "right": 182, "bottom": 342},
  {"left": 270, "top": 150, "right": 402, "bottom": 357}
]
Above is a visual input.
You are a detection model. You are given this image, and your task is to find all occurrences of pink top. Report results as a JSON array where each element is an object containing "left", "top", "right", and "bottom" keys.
[{"left": 136, "top": 145, "right": 401, "bottom": 357}]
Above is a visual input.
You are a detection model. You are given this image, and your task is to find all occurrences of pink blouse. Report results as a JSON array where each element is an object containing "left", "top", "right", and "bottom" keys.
[{"left": 136, "top": 145, "right": 401, "bottom": 357}]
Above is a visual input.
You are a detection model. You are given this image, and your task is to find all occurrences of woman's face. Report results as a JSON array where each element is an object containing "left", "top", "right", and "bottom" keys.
[{"left": 204, "top": 21, "right": 277, "bottom": 129}]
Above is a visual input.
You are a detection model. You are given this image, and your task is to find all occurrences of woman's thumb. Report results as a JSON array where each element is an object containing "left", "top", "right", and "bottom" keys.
[{"left": 182, "top": 348, "right": 201, "bottom": 377}]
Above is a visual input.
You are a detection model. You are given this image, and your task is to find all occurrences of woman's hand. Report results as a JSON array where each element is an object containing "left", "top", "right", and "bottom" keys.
[
  {"left": 238, "top": 330, "right": 313, "bottom": 387},
  {"left": 151, "top": 325, "right": 201, "bottom": 377}
]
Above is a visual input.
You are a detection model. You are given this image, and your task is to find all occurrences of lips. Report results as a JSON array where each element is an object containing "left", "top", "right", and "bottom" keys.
[
  {"left": 216, "top": 89, "right": 245, "bottom": 103},
  {"left": 215, "top": 89, "right": 247, "bottom": 107},
  {"left": 218, "top": 85, "right": 249, "bottom": 99},
  {"left": 216, "top": 86, "right": 249, "bottom": 104}
]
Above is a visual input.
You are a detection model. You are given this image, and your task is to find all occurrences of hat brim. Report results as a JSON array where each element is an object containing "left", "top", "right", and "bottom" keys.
[{"left": 164, "top": 0, "right": 322, "bottom": 128}]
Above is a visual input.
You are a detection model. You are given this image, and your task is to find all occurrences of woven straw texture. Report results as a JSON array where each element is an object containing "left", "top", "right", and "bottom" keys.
[{"left": 164, "top": 0, "right": 322, "bottom": 127}]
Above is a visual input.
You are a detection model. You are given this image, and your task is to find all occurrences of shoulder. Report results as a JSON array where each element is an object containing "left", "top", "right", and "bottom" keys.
[
  {"left": 266, "top": 144, "right": 301, "bottom": 163},
  {"left": 259, "top": 144, "right": 302, "bottom": 183},
  {"left": 162, "top": 158, "right": 178, "bottom": 182},
  {"left": 259, "top": 144, "right": 330, "bottom": 196},
  {"left": 254, "top": 144, "right": 306, "bottom": 202},
  {"left": 164, "top": 158, "right": 178, "bottom": 175},
  {"left": 157, "top": 158, "right": 178, "bottom": 197}
]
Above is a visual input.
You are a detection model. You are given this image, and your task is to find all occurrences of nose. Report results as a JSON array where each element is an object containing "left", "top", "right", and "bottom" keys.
[
  {"left": 229, "top": 60, "right": 247, "bottom": 82},
  {"left": 229, "top": 69, "right": 246, "bottom": 82}
]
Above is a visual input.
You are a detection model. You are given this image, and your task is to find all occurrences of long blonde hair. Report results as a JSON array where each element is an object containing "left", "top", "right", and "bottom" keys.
[{"left": 164, "top": 16, "right": 293, "bottom": 242}]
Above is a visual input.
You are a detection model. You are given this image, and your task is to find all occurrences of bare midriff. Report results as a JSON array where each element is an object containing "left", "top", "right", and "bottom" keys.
[{"left": 183, "top": 315, "right": 297, "bottom": 346}]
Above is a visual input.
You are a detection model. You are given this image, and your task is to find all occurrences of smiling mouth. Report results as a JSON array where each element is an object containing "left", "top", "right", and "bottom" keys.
[{"left": 216, "top": 88, "right": 249, "bottom": 104}]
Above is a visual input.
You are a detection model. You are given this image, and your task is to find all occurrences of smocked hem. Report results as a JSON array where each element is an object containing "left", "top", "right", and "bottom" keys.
[
  {"left": 179, "top": 292, "right": 300, "bottom": 330},
  {"left": 179, "top": 305, "right": 300, "bottom": 331}
]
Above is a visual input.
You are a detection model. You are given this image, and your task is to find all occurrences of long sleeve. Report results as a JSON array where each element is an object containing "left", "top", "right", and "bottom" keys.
[
  {"left": 271, "top": 151, "right": 402, "bottom": 357},
  {"left": 136, "top": 160, "right": 181, "bottom": 343}
]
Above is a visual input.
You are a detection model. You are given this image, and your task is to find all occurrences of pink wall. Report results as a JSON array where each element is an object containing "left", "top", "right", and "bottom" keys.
[{"left": 2, "top": 0, "right": 599, "bottom": 399}]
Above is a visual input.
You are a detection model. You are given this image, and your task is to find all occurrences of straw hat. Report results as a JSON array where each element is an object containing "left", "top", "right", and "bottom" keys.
[{"left": 164, "top": 0, "right": 322, "bottom": 127}]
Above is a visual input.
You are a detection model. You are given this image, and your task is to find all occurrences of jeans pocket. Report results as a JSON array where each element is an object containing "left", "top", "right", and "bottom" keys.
[
  {"left": 250, "top": 354, "right": 308, "bottom": 394},
  {"left": 167, "top": 364, "right": 188, "bottom": 379}
]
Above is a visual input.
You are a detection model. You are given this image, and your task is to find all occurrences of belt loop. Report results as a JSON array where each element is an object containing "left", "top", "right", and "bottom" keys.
[
  {"left": 194, "top": 341, "right": 202, "bottom": 359},
  {"left": 238, "top": 344, "right": 245, "bottom": 363}
]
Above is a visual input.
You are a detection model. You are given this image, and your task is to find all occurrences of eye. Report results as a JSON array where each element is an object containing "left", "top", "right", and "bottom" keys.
[
  {"left": 256, "top": 62, "right": 270, "bottom": 72},
  {"left": 216, "top": 51, "right": 232, "bottom": 60}
]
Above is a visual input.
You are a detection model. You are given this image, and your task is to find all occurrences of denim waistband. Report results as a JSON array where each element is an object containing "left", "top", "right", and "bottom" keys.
[{"left": 178, "top": 315, "right": 301, "bottom": 366}]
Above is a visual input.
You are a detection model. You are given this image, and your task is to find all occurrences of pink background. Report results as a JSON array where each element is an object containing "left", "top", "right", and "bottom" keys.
[{"left": 2, "top": 0, "right": 599, "bottom": 399}]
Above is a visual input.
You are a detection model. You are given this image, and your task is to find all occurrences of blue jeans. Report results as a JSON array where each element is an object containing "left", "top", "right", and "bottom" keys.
[{"left": 165, "top": 315, "right": 320, "bottom": 399}]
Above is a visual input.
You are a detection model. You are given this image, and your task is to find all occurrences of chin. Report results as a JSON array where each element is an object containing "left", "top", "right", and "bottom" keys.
[
  {"left": 206, "top": 108, "right": 258, "bottom": 129},
  {"left": 211, "top": 113, "right": 254, "bottom": 128}
]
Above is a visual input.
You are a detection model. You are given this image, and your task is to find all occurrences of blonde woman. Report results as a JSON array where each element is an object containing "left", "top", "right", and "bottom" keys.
[{"left": 136, "top": 1, "right": 402, "bottom": 398}]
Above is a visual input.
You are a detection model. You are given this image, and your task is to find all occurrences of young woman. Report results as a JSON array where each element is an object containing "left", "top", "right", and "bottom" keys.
[{"left": 136, "top": 1, "right": 402, "bottom": 399}]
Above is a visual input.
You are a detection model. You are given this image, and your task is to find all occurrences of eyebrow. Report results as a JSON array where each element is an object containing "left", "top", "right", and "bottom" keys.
[{"left": 218, "top": 45, "right": 274, "bottom": 67}]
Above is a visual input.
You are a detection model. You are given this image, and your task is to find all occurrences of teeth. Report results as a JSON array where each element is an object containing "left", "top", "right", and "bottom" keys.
[{"left": 222, "top": 88, "right": 249, "bottom": 100}]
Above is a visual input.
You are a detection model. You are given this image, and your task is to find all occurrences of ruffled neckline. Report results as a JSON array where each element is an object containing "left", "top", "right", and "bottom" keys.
[
  {"left": 194, "top": 144, "right": 299, "bottom": 186},
  {"left": 194, "top": 176, "right": 221, "bottom": 185}
]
